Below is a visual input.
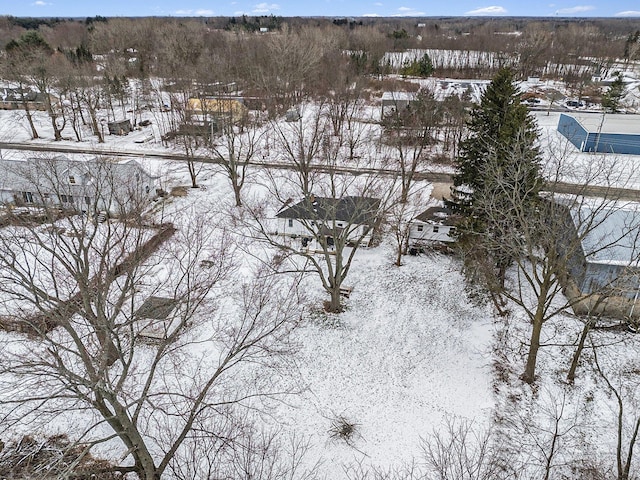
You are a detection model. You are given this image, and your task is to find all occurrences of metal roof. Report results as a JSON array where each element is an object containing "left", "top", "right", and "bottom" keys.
[{"left": 565, "top": 113, "right": 640, "bottom": 135}]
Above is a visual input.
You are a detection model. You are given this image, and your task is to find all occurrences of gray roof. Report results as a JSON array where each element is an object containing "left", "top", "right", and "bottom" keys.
[
  {"left": 563, "top": 113, "right": 640, "bottom": 135},
  {"left": 415, "top": 206, "right": 458, "bottom": 225},
  {"left": 135, "top": 296, "right": 178, "bottom": 320},
  {"left": 0, "top": 156, "right": 157, "bottom": 197},
  {"left": 574, "top": 203, "right": 640, "bottom": 266},
  {"left": 276, "top": 196, "right": 381, "bottom": 225}
]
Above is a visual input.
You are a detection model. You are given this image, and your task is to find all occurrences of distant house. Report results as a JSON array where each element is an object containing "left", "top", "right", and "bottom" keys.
[
  {"left": 558, "top": 113, "right": 640, "bottom": 155},
  {"left": 381, "top": 91, "right": 418, "bottom": 117},
  {"left": 0, "top": 87, "right": 54, "bottom": 111},
  {"left": 409, "top": 206, "right": 458, "bottom": 248},
  {"left": 275, "top": 196, "right": 381, "bottom": 246},
  {"left": 0, "top": 156, "right": 158, "bottom": 215},
  {"left": 187, "top": 97, "right": 248, "bottom": 124}
]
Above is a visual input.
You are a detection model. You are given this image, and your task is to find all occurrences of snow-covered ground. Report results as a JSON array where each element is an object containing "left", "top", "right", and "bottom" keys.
[
  {"left": 271, "top": 248, "right": 494, "bottom": 474},
  {"left": 2, "top": 76, "right": 640, "bottom": 478}
]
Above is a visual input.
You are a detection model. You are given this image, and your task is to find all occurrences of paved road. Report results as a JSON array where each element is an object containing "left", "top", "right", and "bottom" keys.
[
  {"left": 2, "top": 141, "right": 639, "bottom": 201},
  {"left": 0, "top": 141, "right": 454, "bottom": 183}
]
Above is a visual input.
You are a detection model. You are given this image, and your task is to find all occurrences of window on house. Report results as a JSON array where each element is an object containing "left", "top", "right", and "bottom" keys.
[
  {"left": 85, "top": 196, "right": 91, "bottom": 205},
  {"left": 433, "top": 226, "right": 439, "bottom": 233},
  {"left": 60, "top": 194, "right": 73, "bottom": 204},
  {"left": 417, "top": 225, "right": 424, "bottom": 232},
  {"left": 22, "top": 191, "right": 34, "bottom": 204},
  {"left": 337, "top": 223, "right": 343, "bottom": 227},
  {"left": 68, "top": 175, "right": 76, "bottom": 184},
  {"left": 288, "top": 219, "right": 293, "bottom": 228}
]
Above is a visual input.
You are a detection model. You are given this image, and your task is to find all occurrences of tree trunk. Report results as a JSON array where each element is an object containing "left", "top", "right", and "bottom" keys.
[
  {"left": 95, "top": 395, "right": 159, "bottom": 480},
  {"left": 20, "top": 93, "right": 39, "bottom": 139},
  {"left": 188, "top": 160, "right": 198, "bottom": 188},
  {"left": 566, "top": 317, "right": 594, "bottom": 383},
  {"left": 233, "top": 182, "right": 242, "bottom": 207},
  {"left": 327, "top": 286, "right": 343, "bottom": 313},
  {"left": 522, "top": 313, "right": 543, "bottom": 383},
  {"left": 25, "top": 106, "right": 39, "bottom": 139},
  {"left": 395, "top": 244, "right": 403, "bottom": 266},
  {"left": 49, "top": 109, "right": 63, "bottom": 140},
  {"left": 89, "top": 107, "right": 104, "bottom": 143}
]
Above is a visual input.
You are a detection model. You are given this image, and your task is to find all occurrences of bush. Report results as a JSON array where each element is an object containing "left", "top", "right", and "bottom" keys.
[
  {"left": 0, "top": 434, "right": 122, "bottom": 479},
  {"left": 328, "top": 416, "right": 359, "bottom": 444}
]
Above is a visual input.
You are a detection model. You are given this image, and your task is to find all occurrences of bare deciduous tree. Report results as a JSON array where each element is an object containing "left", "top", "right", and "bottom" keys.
[
  {"left": 593, "top": 340, "right": 640, "bottom": 480},
  {"left": 465, "top": 137, "right": 640, "bottom": 383},
  {"left": 381, "top": 88, "right": 441, "bottom": 204},
  {"left": 0, "top": 156, "right": 303, "bottom": 479},
  {"left": 422, "top": 418, "right": 508, "bottom": 480},
  {"left": 208, "top": 112, "right": 264, "bottom": 207}
]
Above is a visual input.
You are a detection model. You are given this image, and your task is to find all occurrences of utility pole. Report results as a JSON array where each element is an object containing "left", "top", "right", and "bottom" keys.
[{"left": 593, "top": 112, "right": 606, "bottom": 153}]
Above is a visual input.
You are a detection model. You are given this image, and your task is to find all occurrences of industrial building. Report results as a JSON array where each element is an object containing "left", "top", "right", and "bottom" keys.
[{"left": 557, "top": 113, "right": 640, "bottom": 155}]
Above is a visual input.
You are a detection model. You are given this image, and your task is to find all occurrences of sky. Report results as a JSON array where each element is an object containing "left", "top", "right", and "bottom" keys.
[{"left": 2, "top": 0, "right": 640, "bottom": 18}]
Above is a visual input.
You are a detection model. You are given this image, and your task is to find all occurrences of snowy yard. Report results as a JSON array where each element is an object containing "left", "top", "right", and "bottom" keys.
[{"left": 272, "top": 248, "right": 494, "bottom": 473}]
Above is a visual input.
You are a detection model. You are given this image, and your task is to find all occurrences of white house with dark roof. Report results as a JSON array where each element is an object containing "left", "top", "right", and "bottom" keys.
[
  {"left": 275, "top": 195, "right": 381, "bottom": 246},
  {"left": 409, "top": 205, "right": 458, "bottom": 246},
  {"left": 0, "top": 156, "right": 158, "bottom": 215}
]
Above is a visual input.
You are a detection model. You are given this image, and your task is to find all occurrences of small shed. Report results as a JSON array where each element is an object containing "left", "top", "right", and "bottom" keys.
[
  {"left": 108, "top": 119, "right": 133, "bottom": 136},
  {"left": 285, "top": 108, "right": 301, "bottom": 122},
  {"left": 381, "top": 91, "right": 418, "bottom": 117},
  {"left": 135, "top": 296, "right": 179, "bottom": 342}
]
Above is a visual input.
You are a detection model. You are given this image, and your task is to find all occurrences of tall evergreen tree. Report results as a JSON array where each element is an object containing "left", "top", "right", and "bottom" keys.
[
  {"left": 602, "top": 72, "right": 625, "bottom": 113},
  {"left": 452, "top": 67, "right": 541, "bottom": 210},
  {"left": 450, "top": 67, "right": 543, "bottom": 286}
]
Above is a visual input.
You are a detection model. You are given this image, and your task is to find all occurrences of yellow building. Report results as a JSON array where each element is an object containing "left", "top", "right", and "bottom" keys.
[{"left": 187, "top": 97, "right": 248, "bottom": 123}]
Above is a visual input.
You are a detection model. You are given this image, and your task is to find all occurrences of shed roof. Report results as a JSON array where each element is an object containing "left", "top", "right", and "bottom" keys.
[
  {"left": 276, "top": 196, "right": 381, "bottom": 225},
  {"left": 135, "top": 296, "right": 178, "bottom": 320},
  {"left": 564, "top": 113, "right": 640, "bottom": 135}
]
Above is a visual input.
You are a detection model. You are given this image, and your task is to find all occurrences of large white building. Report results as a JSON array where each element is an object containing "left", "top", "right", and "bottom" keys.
[{"left": 0, "top": 156, "right": 158, "bottom": 215}]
